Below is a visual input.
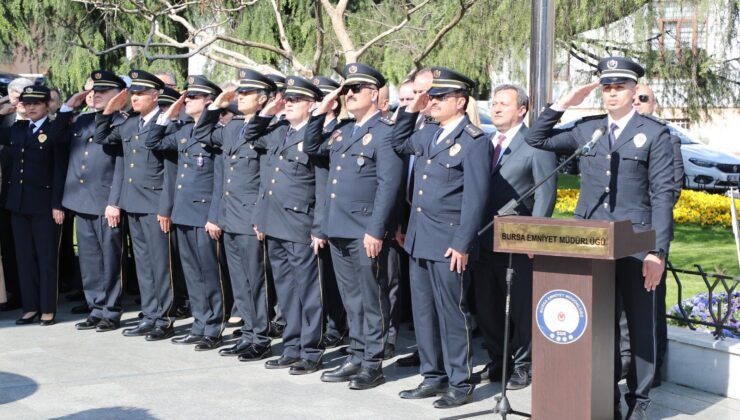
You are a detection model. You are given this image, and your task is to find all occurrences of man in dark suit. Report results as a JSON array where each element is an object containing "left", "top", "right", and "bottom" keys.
[
  {"left": 392, "top": 67, "right": 491, "bottom": 409},
  {"left": 197, "top": 69, "right": 277, "bottom": 361},
  {"left": 525, "top": 57, "right": 674, "bottom": 420},
  {"left": 308, "top": 63, "right": 403, "bottom": 390},
  {"left": 146, "top": 75, "right": 227, "bottom": 351},
  {"left": 59, "top": 71, "right": 127, "bottom": 332},
  {"left": 94, "top": 70, "right": 177, "bottom": 341},
  {"left": 248, "top": 76, "right": 326, "bottom": 375},
  {"left": 472, "top": 84, "right": 557, "bottom": 390}
]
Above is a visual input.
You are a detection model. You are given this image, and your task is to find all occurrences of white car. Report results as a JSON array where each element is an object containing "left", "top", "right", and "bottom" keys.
[{"left": 669, "top": 124, "right": 740, "bottom": 191}]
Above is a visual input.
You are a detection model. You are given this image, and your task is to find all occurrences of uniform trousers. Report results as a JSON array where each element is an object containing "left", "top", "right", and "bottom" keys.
[
  {"left": 410, "top": 257, "right": 474, "bottom": 393},
  {"left": 11, "top": 212, "right": 60, "bottom": 313},
  {"left": 1, "top": 209, "right": 20, "bottom": 302},
  {"left": 224, "top": 232, "right": 269, "bottom": 346},
  {"left": 127, "top": 212, "right": 173, "bottom": 328},
  {"left": 471, "top": 249, "right": 532, "bottom": 370},
  {"left": 176, "top": 225, "right": 226, "bottom": 338},
  {"left": 267, "top": 237, "right": 323, "bottom": 362},
  {"left": 386, "top": 240, "right": 403, "bottom": 346},
  {"left": 329, "top": 237, "right": 390, "bottom": 369},
  {"left": 75, "top": 213, "right": 123, "bottom": 321},
  {"left": 614, "top": 256, "right": 657, "bottom": 407},
  {"left": 320, "top": 246, "right": 347, "bottom": 341}
]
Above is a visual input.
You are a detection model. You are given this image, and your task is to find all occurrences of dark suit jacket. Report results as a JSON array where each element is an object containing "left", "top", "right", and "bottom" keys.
[
  {"left": 526, "top": 108, "right": 674, "bottom": 255},
  {"left": 480, "top": 125, "right": 558, "bottom": 251}
]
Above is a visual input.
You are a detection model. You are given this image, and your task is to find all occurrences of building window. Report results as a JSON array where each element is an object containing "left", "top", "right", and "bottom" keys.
[{"left": 658, "top": 17, "right": 704, "bottom": 61}]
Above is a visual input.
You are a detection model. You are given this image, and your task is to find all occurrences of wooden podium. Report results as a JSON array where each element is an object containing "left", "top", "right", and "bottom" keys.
[{"left": 492, "top": 216, "right": 655, "bottom": 420}]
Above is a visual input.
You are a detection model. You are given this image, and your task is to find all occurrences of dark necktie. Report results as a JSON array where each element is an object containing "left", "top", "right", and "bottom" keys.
[
  {"left": 282, "top": 127, "right": 295, "bottom": 148},
  {"left": 351, "top": 124, "right": 360, "bottom": 139},
  {"left": 27, "top": 123, "right": 36, "bottom": 139},
  {"left": 609, "top": 123, "right": 618, "bottom": 148},
  {"left": 138, "top": 117, "right": 145, "bottom": 132},
  {"left": 431, "top": 127, "right": 444, "bottom": 149},
  {"left": 491, "top": 133, "right": 506, "bottom": 170}
]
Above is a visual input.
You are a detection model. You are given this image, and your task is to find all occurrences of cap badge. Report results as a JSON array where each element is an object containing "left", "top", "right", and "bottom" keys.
[
  {"left": 633, "top": 133, "right": 647, "bottom": 148},
  {"left": 607, "top": 59, "right": 618, "bottom": 70},
  {"left": 94, "top": 72, "right": 102, "bottom": 79},
  {"left": 433, "top": 69, "right": 442, "bottom": 78},
  {"left": 362, "top": 133, "right": 372, "bottom": 145},
  {"left": 188, "top": 76, "right": 195, "bottom": 84},
  {"left": 287, "top": 79, "right": 295, "bottom": 86},
  {"left": 348, "top": 65, "right": 358, "bottom": 74},
  {"left": 25, "top": 87, "right": 33, "bottom": 93},
  {"left": 239, "top": 70, "right": 246, "bottom": 79},
  {"left": 449, "top": 143, "right": 462, "bottom": 156},
  {"left": 131, "top": 71, "right": 139, "bottom": 78},
  {"left": 313, "top": 79, "right": 320, "bottom": 86}
]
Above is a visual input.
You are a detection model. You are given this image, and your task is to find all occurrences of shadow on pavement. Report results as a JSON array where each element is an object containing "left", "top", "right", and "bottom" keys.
[{"left": 0, "top": 371, "right": 38, "bottom": 405}]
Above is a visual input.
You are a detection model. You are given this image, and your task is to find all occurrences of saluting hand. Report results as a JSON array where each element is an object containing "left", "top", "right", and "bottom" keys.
[
  {"left": 642, "top": 254, "right": 665, "bottom": 292},
  {"left": 104, "top": 205, "right": 121, "bottom": 228},
  {"left": 555, "top": 82, "right": 600, "bottom": 110},
  {"left": 213, "top": 89, "right": 237, "bottom": 109},
  {"left": 314, "top": 86, "right": 343, "bottom": 115},
  {"left": 164, "top": 92, "right": 187, "bottom": 120},
  {"left": 103, "top": 89, "right": 129, "bottom": 115},
  {"left": 407, "top": 91, "right": 429, "bottom": 113},
  {"left": 52, "top": 208, "right": 65, "bottom": 225},
  {"left": 66, "top": 90, "right": 92, "bottom": 109},
  {"left": 205, "top": 221, "right": 222, "bottom": 241},
  {"left": 262, "top": 92, "right": 284, "bottom": 116},
  {"left": 445, "top": 247, "right": 469, "bottom": 274}
]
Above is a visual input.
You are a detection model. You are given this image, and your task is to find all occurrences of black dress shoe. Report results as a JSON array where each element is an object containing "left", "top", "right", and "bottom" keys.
[
  {"left": 433, "top": 388, "right": 473, "bottom": 409},
  {"left": 348, "top": 366, "right": 385, "bottom": 390},
  {"left": 145, "top": 326, "right": 175, "bottom": 341},
  {"left": 171, "top": 334, "right": 204, "bottom": 345},
  {"left": 383, "top": 343, "right": 396, "bottom": 360},
  {"left": 264, "top": 355, "right": 300, "bottom": 369},
  {"left": 232, "top": 329, "right": 243, "bottom": 338},
  {"left": 319, "top": 332, "right": 346, "bottom": 349},
  {"left": 238, "top": 345, "right": 273, "bottom": 361},
  {"left": 396, "top": 350, "right": 420, "bottom": 367},
  {"left": 399, "top": 382, "right": 448, "bottom": 399},
  {"left": 225, "top": 319, "right": 244, "bottom": 328},
  {"left": 472, "top": 362, "right": 504, "bottom": 384},
  {"left": 122, "top": 323, "right": 154, "bottom": 337},
  {"left": 506, "top": 367, "right": 531, "bottom": 390},
  {"left": 194, "top": 336, "right": 223, "bottom": 351},
  {"left": 75, "top": 316, "right": 101, "bottom": 330},
  {"left": 289, "top": 359, "right": 322, "bottom": 375},
  {"left": 219, "top": 340, "right": 252, "bottom": 356},
  {"left": 95, "top": 318, "right": 120, "bottom": 332},
  {"left": 625, "top": 401, "right": 649, "bottom": 420},
  {"left": 40, "top": 314, "right": 56, "bottom": 326},
  {"left": 70, "top": 304, "right": 90, "bottom": 315},
  {"left": 268, "top": 321, "right": 285, "bottom": 338},
  {"left": 173, "top": 306, "right": 191, "bottom": 320},
  {"left": 320, "top": 361, "right": 361, "bottom": 383},
  {"left": 15, "top": 312, "right": 40, "bottom": 325}
]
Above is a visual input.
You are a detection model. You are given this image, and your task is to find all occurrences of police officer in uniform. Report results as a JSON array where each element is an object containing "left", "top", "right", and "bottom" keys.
[
  {"left": 196, "top": 69, "right": 277, "bottom": 360},
  {"left": 525, "top": 57, "right": 673, "bottom": 419},
  {"left": 312, "top": 75, "right": 348, "bottom": 350},
  {"left": 309, "top": 64, "right": 403, "bottom": 390},
  {"left": 392, "top": 67, "right": 491, "bottom": 408},
  {"left": 248, "top": 76, "right": 326, "bottom": 375},
  {"left": 59, "top": 71, "right": 127, "bottom": 332},
  {"left": 146, "top": 75, "right": 227, "bottom": 351},
  {"left": 94, "top": 70, "right": 177, "bottom": 341},
  {"left": 0, "top": 85, "right": 69, "bottom": 326}
]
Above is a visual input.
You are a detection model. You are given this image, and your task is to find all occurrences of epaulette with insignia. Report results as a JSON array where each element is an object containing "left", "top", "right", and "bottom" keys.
[
  {"left": 232, "top": 115, "right": 246, "bottom": 121},
  {"left": 579, "top": 113, "right": 607, "bottom": 122},
  {"left": 642, "top": 114, "right": 667, "bottom": 125},
  {"left": 464, "top": 124, "right": 483, "bottom": 139},
  {"left": 379, "top": 116, "right": 394, "bottom": 126}
]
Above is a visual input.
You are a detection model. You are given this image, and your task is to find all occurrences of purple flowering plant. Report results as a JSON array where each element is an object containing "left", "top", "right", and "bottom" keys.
[{"left": 669, "top": 291, "right": 740, "bottom": 339}]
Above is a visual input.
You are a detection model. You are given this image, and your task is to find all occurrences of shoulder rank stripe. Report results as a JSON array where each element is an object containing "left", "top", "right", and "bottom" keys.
[{"left": 464, "top": 124, "right": 483, "bottom": 138}]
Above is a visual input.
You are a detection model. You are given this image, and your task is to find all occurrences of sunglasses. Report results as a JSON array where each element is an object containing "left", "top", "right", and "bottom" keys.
[
  {"left": 284, "top": 97, "right": 311, "bottom": 104},
  {"left": 428, "top": 93, "right": 463, "bottom": 101},
  {"left": 186, "top": 93, "right": 208, "bottom": 99},
  {"left": 343, "top": 84, "right": 375, "bottom": 94},
  {"left": 638, "top": 94, "right": 651, "bottom": 103}
]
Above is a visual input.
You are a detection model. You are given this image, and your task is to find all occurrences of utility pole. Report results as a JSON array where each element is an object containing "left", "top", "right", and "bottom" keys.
[{"left": 529, "top": 0, "right": 555, "bottom": 125}]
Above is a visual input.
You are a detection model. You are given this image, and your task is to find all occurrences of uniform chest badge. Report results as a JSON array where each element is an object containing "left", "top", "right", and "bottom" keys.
[
  {"left": 449, "top": 143, "right": 462, "bottom": 156},
  {"left": 633, "top": 133, "right": 647, "bottom": 148},
  {"left": 357, "top": 156, "right": 365, "bottom": 166},
  {"left": 38, "top": 133, "right": 47, "bottom": 143},
  {"left": 297, "top": 141, "right": 303, "bottom": 152},
  {"left": 180, "top": 138, "right": 187, "bottom": 144},
  {"left": 362, "top": 133, "right": 372, "bottom": 145}
]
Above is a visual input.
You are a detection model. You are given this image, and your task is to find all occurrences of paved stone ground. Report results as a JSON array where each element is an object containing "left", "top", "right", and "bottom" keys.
[{"left": 1, "top": 299, "right": 739, "bottom": 419}]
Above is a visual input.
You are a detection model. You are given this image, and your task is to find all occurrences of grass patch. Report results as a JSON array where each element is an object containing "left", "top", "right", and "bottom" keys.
[
  {"left": 552, "top": 210, "right": 738, "bottom": 310},
  {"left": 556, "top": 174, "right": 580, "bottom": 190}
]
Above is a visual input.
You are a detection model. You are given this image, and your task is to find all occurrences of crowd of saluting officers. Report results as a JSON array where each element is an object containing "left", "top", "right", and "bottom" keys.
[{"left": 0, "top": 56, "right": 678, "bottom": 418}]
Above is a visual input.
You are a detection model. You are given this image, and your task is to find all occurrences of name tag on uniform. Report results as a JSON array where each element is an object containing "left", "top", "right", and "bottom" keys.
[{"left": 196, "top": 154, "right": 204, "bottom": 167}]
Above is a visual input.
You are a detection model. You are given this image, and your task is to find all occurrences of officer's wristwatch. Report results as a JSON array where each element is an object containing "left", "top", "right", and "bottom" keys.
[{"left": 647, "top": 250, "right": 666, "bottom": 260}]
